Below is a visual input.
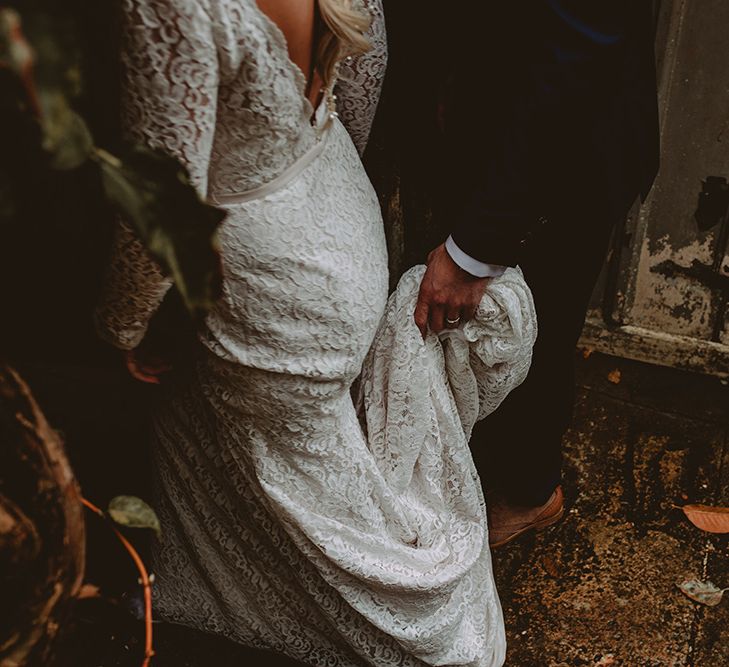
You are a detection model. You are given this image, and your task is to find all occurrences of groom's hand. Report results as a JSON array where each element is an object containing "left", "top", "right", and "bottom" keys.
[{"left": 414, "top": 243, "right": 489, "bottom": 338}]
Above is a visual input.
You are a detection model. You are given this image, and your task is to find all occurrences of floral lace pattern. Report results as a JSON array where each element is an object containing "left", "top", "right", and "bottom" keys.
[
  {"left": 95, "top": 2, "right": 533, "bottom": 665},
  {"left": 96, "top": 0, "right": 387, "bottom": 349},
  {"left": 336, "top": 0, "right": 387, "bottom": 155}
]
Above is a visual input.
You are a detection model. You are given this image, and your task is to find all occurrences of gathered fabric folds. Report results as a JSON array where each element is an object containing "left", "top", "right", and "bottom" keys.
[{"left": 145, "top": 262, "right": 534, "bottom": 667}]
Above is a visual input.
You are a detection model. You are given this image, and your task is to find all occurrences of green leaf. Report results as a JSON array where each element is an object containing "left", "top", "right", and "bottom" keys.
[
  {"left": 40, "top": 91, "right": 93, "bottom": 170},
  {"left": 108, "top": 495, "right": 161, "bottom": 536},
  {"left": 0, "top": 9, "right": 34, "bottom": 75},
  {"left": 98, "top": 146, "right": 225, "bottom": 316},
  {"left": 1, "top": 9, "right": 90, "bottom": 170}
]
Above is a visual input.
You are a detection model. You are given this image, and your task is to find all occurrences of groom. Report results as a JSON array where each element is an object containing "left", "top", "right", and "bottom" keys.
[{"left": 414, "top": 2, "right": 659, "bottom": 546}]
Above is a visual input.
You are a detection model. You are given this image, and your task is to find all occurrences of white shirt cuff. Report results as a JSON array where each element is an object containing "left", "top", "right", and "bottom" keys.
[{"left": 445, "top": 236, "right": 507, "bottom": 278}]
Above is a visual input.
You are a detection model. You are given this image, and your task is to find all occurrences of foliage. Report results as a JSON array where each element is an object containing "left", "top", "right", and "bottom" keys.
[
  {"left": 83, "top": 496, "right": 157, "bottom": 667},
  {"left": 108, "top": 494, "right": 161, "bottom": 537},
  {"left": 0, "top": 7, "right": 223, "bottom": 663},
  {"left": 0, "top": 4, "right": 224, "bottom": 327},
  {"left": 98, "top": 147, "right": 224, "bottom": 316}
]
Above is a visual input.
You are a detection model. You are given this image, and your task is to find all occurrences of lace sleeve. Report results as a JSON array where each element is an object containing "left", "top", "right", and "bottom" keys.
[
  {"left": 335, "top": 0, "right": 387, "bottom": 156},
  {"left": 95, "top": 0, "right": 218, "bottom": 350}
]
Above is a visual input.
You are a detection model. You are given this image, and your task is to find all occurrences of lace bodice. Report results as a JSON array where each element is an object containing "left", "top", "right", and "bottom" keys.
[
  {"left": 97, "top": 0, "right": 387, "bottom": 350},
  {"left": 120, "top": 0, "right": 386, "bottom": 197}
]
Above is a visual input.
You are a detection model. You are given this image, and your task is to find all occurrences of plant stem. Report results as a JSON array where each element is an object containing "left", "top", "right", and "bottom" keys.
[{"left": 81, "top": 497, "right": 154, "bottom": 666}]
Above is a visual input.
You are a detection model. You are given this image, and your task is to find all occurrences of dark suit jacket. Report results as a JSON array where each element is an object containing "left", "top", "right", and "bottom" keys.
[{"left": 432, "top": 1, "right": 660, "bottom": 267}]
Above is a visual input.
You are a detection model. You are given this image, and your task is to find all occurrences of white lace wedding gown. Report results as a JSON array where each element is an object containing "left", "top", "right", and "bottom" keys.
[{"left": 96, "top": 2, "right": 537, "bottom": 665}]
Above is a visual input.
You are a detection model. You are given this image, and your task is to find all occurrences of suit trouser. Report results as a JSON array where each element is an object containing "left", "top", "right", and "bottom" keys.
[{"left": 469, "top": 205, "right": 617, "bottom": 506}]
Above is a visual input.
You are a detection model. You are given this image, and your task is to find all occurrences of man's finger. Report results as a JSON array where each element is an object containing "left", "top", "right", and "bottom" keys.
[
  {"left": 414, "top": 297, "right": 429, "bottom": 339},
  {"left": 445, "top": 308, "right": 462, "bottom": 328},
  {"left": 464, "top": 278, "right": 490, "bottom": 322},
  {"left": 429, "top": 303, "right": 446, "bottom": 334}
]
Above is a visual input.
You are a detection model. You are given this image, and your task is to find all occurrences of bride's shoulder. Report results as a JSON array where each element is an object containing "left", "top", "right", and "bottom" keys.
[
  {"left": 120, "top": 0, "right": 256, "bottom": 19},
  {"left": 120, "top": 0, "right": 214, "bottom": 20},
  {"left": 120, "top": 0, "right": 260, "bottom": 35}
]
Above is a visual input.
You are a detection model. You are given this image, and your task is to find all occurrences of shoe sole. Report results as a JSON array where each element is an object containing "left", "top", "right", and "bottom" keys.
[{"left": 489, "top": 505, "right": 565, "bottom": 549}]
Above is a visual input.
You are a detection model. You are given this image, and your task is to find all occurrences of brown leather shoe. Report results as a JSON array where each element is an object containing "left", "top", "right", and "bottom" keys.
[{"left": 488, "top": 486, "right": 564, "bottom": 549}]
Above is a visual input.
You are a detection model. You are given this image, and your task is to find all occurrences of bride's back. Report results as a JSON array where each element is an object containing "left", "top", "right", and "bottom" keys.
[
  {"left": 121, "top": 0, "right": 375, "bottom": 197},
  {"left": 256, "top": 0, "right": 372, "bottom": 107},
  {"left": 256, "top": 0, "right": 319, "bottom": 104}
]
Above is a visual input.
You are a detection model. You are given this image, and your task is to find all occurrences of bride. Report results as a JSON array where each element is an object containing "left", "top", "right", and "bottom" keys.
[{"left": 96, "top": 1, "right": 536, "bottom": 665}]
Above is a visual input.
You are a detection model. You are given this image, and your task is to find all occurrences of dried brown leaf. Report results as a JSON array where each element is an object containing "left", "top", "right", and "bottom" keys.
[
  {"left": 607, "top": 369, "right": 622, "bottom": 384},
  {"left": 582, "top": 347, "right": 594, "bottom": 360},
  {"left": 677, "top": 579, "right": 728, "bottom": 606},
  {"left": 541, "top": 555, "right": 560, "bottom": 578},
  {"left": 678, "top": 504, "right": 729, "bottom": 534},
  {"left": 595, "top": 655, "right": 616, "bottom": 666}
]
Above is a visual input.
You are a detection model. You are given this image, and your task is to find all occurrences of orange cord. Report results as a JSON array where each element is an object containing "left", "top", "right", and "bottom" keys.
[{"left": 81, "top": 497, "right": 154, "bottom": 666}]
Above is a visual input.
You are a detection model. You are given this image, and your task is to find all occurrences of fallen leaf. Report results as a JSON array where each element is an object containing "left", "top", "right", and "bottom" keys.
[
  {"left": 677, "top": 504, "right": 729, "bottom": 534},
  {"left": 582, "top": 348, "right": 594, "bottom": 360},
  {"left": 607, "top": 369, "right": 621, "bottom": 384},
  {"left": 77, "top": 584, "right": 101, "bottom": 600},
  {"left": 541, "top": 555, "right": 560, "bottom": 578},
  {"left": 108, "top": 495, "right": 161, "bottom": 536},
  {"left": 595, "top": 655, "right": 616, "bottom": 666},
  {"left": 677, "top": 579, "right": 728, "bottom": 606}
]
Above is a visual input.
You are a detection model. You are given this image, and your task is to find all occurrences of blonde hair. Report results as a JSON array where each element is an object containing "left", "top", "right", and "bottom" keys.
[{"left": 316, "top": 0, "right": 372, "bottom": 88}]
